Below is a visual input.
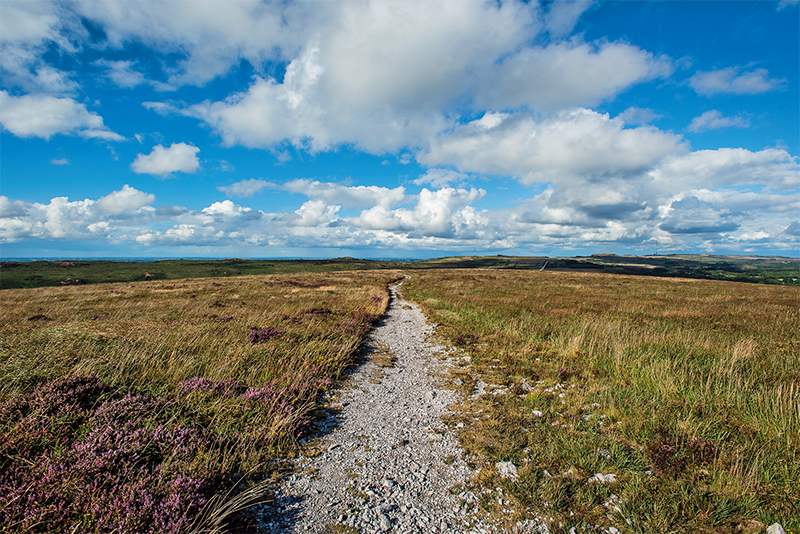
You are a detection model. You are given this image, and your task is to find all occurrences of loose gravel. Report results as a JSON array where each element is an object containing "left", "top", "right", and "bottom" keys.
[{"left": 257, "top": 278, "right": 498, "bottom": 533}]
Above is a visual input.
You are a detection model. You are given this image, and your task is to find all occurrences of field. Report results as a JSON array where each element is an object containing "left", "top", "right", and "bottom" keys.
[
  {"left": 404, "top": 269, "right": 800, "bottom": 532},
  {"left": 3, "top": 254, "right": 798, "bottom": 290},
  {"left": 0, "top": 259, "right": 798, "bottom": 533},
  {"left": 0, "top": 258, "right": 403, "bottom": 290},
  {"left": 0, "top": 270, "right": 401, "bottom": 532}
]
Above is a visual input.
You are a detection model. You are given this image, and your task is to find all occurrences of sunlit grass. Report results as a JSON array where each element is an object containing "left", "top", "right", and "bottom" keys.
[
  {"left": 0, "top": 270, "right": 401, "bottom": 532},
  {"left": 405, "top": 269, "right": 799, "bottom": 533}
]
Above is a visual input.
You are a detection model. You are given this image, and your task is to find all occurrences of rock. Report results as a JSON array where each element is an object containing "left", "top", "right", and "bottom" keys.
[
  {"left": 425, "top": 390, "right": 436, "bottom": 401},
  {"left": 379, "top": 514, "right": 392, "bottom": 531},
  {"left": 532, "top": 410, "right": 544, "bottom": 417},
  {"left": 496, "top": 461, "right": 519, "bottom": 480},
  {"left": 588, "top": 473, "right": 617, "bottom": 484},
  {"left": 767, "top": 524, "right": 787, "bottom": 534}
]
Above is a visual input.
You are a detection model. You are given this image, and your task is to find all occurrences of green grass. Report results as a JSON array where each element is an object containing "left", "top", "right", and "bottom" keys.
[{"left": 404, "top": 269, "right": 799, "bottom": 533}]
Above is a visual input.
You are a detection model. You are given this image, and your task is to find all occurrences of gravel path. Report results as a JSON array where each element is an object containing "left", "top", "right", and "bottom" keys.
[{"left": 257, "top": 277, "right": 496, "bottom": 533}]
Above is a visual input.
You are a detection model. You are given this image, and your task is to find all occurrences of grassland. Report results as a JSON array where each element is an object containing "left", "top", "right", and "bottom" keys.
[
  {"left": 0, "top": 270, "right": 401, "bottom": 532},
  {"left": 0, "top": 258, "right": 404, "bottom": 290},
  {"left": 1, "top": 258, "right": 798, "bottom": 533},
  {"left": 404, "top": 269, "right": 799, "bottom": 533},
  {"left": 3, "top": 253, "right": 798, "bottom": 290}
]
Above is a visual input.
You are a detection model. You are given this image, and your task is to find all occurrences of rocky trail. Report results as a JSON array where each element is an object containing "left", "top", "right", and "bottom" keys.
[{"left": 256, "top": 277, "right": 497, "bottom": 533}]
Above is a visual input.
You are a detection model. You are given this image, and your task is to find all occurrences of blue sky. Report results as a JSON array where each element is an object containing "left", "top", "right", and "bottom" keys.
[{"left": 1, "top": 0, "right": 798, "bottom": 259}]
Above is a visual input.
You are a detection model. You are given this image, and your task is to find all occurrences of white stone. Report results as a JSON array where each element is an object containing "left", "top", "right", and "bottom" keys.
[
  {"left": 496, "top": 461, "right": 519, "bottom": 480},
  {"left": 588, "top": 473, "right": 617, "bottom": 484},
  {"left": 767, "top": 525, "right": 787, "bottom": 534}
]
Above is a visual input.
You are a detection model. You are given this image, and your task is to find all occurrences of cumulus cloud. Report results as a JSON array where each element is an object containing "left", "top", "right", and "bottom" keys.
[
  {"left": 477, "top": 41, "right": 672, "bottom": 112},
  {"left": 217, "top": 178, "right": 272, "bottom": 198},
  {"left": 281, "top": 179, "right": 406, "bottom": 209},
  {"left": 0, "top": 186, "right": 156, "bottom": 242},
  {"left": 0, "top": 91, "right": 123, "bottom": 140},
  {"left": 131, "top": 143, "right": 201, "bottom": 177},
  {"left": 652, "top": 148, "right": 800, "bottom": 191},
  {"left": 141, "top": 1, "right": 672, "bottom": 153},
  {"left": 95, "top": 185, "right": 155, "bottom": 215},
  {"left": 659, "top": 196, "right": 740, "bottom": 235},
  {"left": 688, "top": 110, "right": 749, "bottom": 132},
  {"left": 51, "top": 158, "right": 69, "bottom": 166},
  {"left": 689, "top": 67, "right": 786, "bottom": 96},
  {"left": 421, "top": 109, "right": 686, "bottom": 184}
]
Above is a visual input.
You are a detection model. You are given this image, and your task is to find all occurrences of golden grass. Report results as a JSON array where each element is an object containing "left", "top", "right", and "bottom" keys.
[{"left": 0, "top": 271, "right": 401, "bottom": 398}]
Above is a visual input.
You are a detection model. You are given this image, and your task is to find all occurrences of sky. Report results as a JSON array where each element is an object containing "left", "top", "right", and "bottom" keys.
[{"left": 0, "top": 0, "right": 798, "bottom": 260}]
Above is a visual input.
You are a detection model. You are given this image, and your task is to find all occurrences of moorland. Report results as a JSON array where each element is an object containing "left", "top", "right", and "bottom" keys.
[{"left": 0, "top": 255, "right": 798, "bottom": 533}]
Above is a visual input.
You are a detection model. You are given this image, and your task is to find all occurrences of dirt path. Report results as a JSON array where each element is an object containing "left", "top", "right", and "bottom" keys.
[{"left": 257, "top": 277, "right": 495, "bottom": 533}]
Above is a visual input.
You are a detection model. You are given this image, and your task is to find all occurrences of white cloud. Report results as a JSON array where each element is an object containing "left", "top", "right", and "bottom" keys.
[
  {"left": 544, "top": 0, "right": 594, "bottom": 38},
  {"left": 477, "top": 41, "right": 671, "bottom": 112},
  {"left": 617, "top": 107, "right": 662, "bottom": 126},
  {"left": 652, "top": 148, "right": 800, "bottom": 191},
  {"left": 291, "top": 200, "right": 341, "bottom": 227},
  {"left": 689, "top": 67, "right": 786, "bottom": 96},
  {"left": 131, "top": 143, "right": 201, "bottom": 177},
  {"left": 281, "top": 179, "right": 406, "bottom": 209},
  {"left": 95, "top": 185, "right": 155, "bottom": 215},
  {"left": 413, "top": 169, "right": 470, "bottom": 188},
  {"left": 72, "top": 0, "right": 312, "bottom": 87},
  {"left": 688, "top": 110, "right": 749, "bottom": 132},
  {"left": 421, "top": 109, "right": 686, "bottom": 184},
  {"left": 0, "top": 91, "right": 123, "bottom": 141},
  {"left": 95, "top": 59, "right": 145, "bottom": 89},
  {"left": 0, "top": 186, "right": 156, "bottom": 242},
  {"left": 0, "top": 1, "right": 79, "bottom": 93},
  {"left": 217, "top": 178, "right": 271, "bottom": 198},
  {"left": 163, "top": 2, "right": 670, "bottom": 153},
  {"left": 51, "top": 158, "right": 69, "bottom": 166}
]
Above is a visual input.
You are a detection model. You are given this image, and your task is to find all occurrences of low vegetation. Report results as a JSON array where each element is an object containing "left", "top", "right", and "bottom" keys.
[
  {"left": 405, "top": 269, "right": 799, "bottom": 533},
  {"left": 0, "top": 258, "right": 403, "bottom": 290},
  {"left": 0, "top": 271, "right": 401, "bottom": 532},
  {"left": 1, "top": 257, "right": 797, "bottom": 533}
]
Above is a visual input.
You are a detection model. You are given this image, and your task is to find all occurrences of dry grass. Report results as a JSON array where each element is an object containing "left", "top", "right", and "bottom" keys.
[
  {"left": 0, "top": 270, "right": 402, "bottom": 532},
  {"left": 0, "top": 271, "right": 400, "bottom": 398},
  {"left": 405, "top": 269, "right": 799, "bottom": 533}
]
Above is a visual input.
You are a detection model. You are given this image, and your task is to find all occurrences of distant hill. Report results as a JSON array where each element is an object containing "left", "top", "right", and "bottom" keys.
[{"left": 2, "top": 254, "right": 798, "bottom": 289}]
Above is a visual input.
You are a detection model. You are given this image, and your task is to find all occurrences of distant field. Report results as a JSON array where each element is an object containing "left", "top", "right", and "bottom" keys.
[
  {"left": 0, "top": 270, "right": 401, "bottom": 532},
  {"left": 0, "top": 258, "right": 404, "bottom": 289},
  {"left": 2, "top": 253, "right": 798, "bottom": 290},
  {"left": 405, "top": 269, "right": 800, "bottom": 532}
]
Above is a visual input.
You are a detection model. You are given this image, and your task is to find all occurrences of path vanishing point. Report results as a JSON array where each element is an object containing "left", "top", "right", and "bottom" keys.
[{"left": 256, "top": 277, "right": 505, "bottom": 533}]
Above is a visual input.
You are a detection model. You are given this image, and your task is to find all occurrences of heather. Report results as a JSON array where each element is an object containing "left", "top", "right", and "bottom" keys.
[
  {"left": 405, "top": 270, "right": 800, "bottom": 533},
  {"left": 0, "top": 271, "right": 399, "bottom": 532}
]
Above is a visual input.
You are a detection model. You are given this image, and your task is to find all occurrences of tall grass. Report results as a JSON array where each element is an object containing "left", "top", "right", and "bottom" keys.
[
  {"left": 405, "top": 269, "right": 799, "bottom": 533},
  {"left": 0, "top": 271, "right": 401, "bottom": 532}
]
